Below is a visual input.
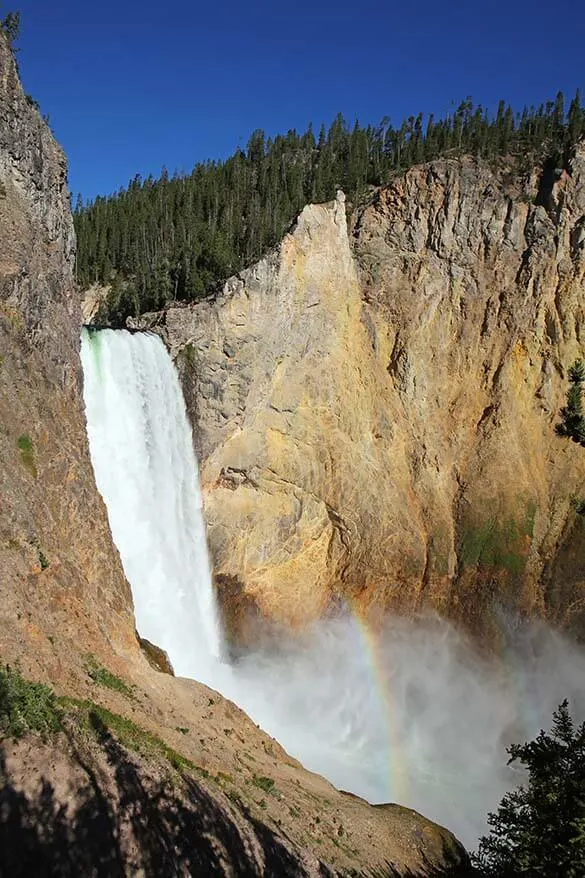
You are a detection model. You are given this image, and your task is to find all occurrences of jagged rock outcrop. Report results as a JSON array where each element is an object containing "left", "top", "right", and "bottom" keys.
[
  {"left": 0, "top": 33, "right": 470, "bottom": 877},
  {"left": 136, "top": 149, "right": 585, "bottom": 642}
]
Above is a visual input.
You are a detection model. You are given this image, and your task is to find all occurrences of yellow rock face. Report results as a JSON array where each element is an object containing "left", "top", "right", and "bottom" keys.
[{"left": 140, "top": 152, "right": 585, "bottom": 643}]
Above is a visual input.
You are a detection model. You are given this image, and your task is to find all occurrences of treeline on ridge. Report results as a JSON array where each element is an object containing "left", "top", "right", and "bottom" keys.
[{"left": 74, "top": 91, "right": 585, "bottom": 325}]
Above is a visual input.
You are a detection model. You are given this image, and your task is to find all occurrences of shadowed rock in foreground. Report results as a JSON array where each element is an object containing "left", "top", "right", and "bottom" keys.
[{"left": 0, "top": 713, "right": 471, "bottom": 877}]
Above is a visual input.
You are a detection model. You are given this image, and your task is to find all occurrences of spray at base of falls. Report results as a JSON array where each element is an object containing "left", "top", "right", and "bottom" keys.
[{"left": 81, "top": 328, "right": 585, "bottom": 851}]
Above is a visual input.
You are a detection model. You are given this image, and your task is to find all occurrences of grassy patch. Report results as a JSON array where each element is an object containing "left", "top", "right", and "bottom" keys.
[
  {"left": 16, "top": 434, "right": 37, "bottom": 478},
  {"left": 60, "top": 697, "right": 196, "bottom": 773},
  {"left": 38, "top": 549, "right": 49, "bottom": 570},
  {"left": 0, "top": 666, "right": 202, "bottom": 780},
  {"left": 216, "top": 771, "right": 235, "bottom": 784},
  {"left": 182, "top": 343, "right": 196, "bottom": 367},
  {"left": 458, "top": 503, "right": 537, "bottom": 575},
  {"left": 84, "top": 655, "right": 134, "bottom": 698},
  {"left": 0, "top": 664, "right": 61, "bottom": 738},
  {"left": 252, "top": 774, "right": 276, "bottom": 794},
  {"left": 459, "top": 520, "right": 524, "bottom": 574}
]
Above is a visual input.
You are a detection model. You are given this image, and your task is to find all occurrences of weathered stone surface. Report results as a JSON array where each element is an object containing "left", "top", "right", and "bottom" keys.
[
  {"left": 0, "top": 33, "right": 135, "bottom": 674},
  {"left": 136, "top": 153, "right": 585, "bottom": 641},
  {"left": 137, "top": 634, "right": 175, "bottom": 675},
  {"left": 81, "top": 282, "right": 107, "bottom": 323},
  {"left": 136, "top": 192, "right": 414, "bottom": 631},
  {"left": 353, "top": 152, "right": 585, "bottom": 637}
]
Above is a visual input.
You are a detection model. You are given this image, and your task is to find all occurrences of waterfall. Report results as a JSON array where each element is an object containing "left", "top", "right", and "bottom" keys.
[{"left": 80, "top": 327, "right": 222, "bottom": 680}]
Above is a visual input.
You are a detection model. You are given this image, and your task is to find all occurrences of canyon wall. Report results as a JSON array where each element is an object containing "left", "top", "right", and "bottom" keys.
[
  {"left": 0, "top": 35, "right": 468, "bottom": 875},
  {"left": 137, "top": 149, "right": 585, "bottom": 642},
  {"left": 0, "top": 33, "right": 135, "bottom": 676}
]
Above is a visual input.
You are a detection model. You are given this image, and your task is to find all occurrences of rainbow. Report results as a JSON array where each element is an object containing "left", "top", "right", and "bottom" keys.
[{"left": 343, "top": 599, "right": 410, "bottom": 805}]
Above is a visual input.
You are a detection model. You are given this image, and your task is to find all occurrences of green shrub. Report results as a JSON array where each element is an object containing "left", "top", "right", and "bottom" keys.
[
  {"left": 17, "top": 434, "right": 33, "bottom": 453},
  {"left": 1, "top": 12, "right": 20, "bottom": 46},
  {"left": 557, "top": 360, "right": 585, "bottom": 446},
  {"left": 182, "top": 343, "right": 196, "bottom": 366},
  {"left": 0, "top": 664, "right": 61, "bottom": 738},
  {"left": 84, "top": 655, "right": 134, "bottom": 698},
  {"left": 24, "top": 94, "right": 40, "bottom": 110},
  {"left": 253, "top": 774, "right": 275, "bottom": 793},
  {"left": 38, "top": 549, "right": 49, "bottom": 570},
  {"left": 16, "top": 433, "right": 37, "bottom": 478}
]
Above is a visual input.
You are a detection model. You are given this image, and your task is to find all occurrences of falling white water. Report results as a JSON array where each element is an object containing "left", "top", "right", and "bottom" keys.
[
  {"left": 80, "top": 327, "right": 222, "bottom": 679},
  {"left": 81, "top": 327, "right": 585, "bottom": 852}
]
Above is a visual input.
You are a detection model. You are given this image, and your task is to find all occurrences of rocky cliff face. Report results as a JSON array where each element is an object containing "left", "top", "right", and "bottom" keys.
[
  {"left": 137, "top": 148, "right": 585, "bottom": 642},
  {"left": 0, "top": 33, "right": 135, "bottom": 674},
  {"left": 353, "top": 152, "right": 585, "bottom": 638},
  {"left": 0, "top": 34, "right": 468, "bottom": 876}
]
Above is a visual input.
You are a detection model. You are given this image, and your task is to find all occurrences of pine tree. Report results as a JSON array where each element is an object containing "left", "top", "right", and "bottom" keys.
[
  {"left": 568, "top": 90, "right": 585, "bottom": 145},
  {"left": 0, "top": 10, "right": 20, "bottom": 45},
  {"left": 474, "top": 701, "right": 585, "bottom": 877},
  {"left": 557, "top": 360, "right": 585, "bottom": 446}
]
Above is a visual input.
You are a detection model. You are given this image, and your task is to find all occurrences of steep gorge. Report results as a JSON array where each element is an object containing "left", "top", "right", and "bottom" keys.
[
  {"left": 135, "top": 150, "right": 585, "bottom": 644},
  {"left": 0, "top": 32, "right": 470, "bottom": 877}
]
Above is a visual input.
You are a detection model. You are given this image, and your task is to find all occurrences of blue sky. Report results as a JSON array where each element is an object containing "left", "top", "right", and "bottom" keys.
[{"left": 12, "top": 0, "right": 585, "bottom": 201}]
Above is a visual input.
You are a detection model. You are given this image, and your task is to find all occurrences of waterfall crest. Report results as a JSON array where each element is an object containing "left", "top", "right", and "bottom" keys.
[{"left": 80, "top": 327, "right": 222, "bottom": 679}]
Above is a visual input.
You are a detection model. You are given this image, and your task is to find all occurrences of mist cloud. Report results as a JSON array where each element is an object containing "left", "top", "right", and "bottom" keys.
[{"left": 216, "top": 613, "right": 585, "bottom": 850}]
